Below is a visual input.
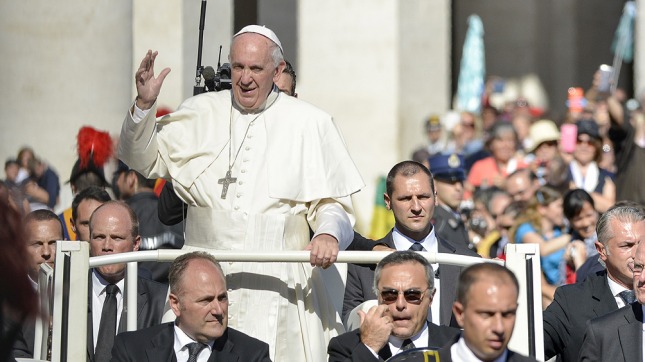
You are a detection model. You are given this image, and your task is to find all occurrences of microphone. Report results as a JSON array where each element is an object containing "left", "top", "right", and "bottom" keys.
[{"left": 203, "top": 66, "right": 217, "bottom": 92}]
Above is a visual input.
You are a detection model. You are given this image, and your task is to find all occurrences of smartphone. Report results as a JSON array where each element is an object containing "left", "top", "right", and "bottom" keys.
[
  {"left": 561, "top": 124, "right": 578, "bottom": 153},
  {"left": 598, "top": 64, "right": 613, "bottom": 93}
]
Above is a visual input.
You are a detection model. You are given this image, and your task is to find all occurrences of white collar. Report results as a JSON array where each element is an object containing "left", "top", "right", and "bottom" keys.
[
  {"left": 91, "top": 269, "right": 125, "bottom": 298},
  {"left": 388, "top": 322, "right": 429, "bottom": 355},
  {"left": 451, "top": 336, "right": 509, "bottom": 362},
  {"left": 392, "top": 226, "right": 438, "bottom": 253},
  {"left": 173, "top": 323, "right": 214, "bottom": 355}
]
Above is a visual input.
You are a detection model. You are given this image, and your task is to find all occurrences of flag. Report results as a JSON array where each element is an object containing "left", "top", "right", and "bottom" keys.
[{"left": 456, "top": 14, "right": 485, "bottom": 114}]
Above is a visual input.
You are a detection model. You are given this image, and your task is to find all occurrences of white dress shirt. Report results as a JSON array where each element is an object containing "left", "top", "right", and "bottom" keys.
[
  {"left": 607, "top": 275, "right": 631, "bottom": 308},
  {"left": 450, "top": 336, "right": 508, "bottom": 362},
  {"left": 392, "top": 226, "right": 441, "bottom": 324},
  {"left": 91, "top": 270, "right": 125, "bottom": 350},
  {"left": 173, "top": 324, "right": 214, "bottom": 362}
]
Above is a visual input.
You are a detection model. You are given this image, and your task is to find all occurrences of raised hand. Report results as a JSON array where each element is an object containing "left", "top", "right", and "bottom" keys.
[{"left": 134, "top": 50, "right": 171, "bottom": 110}]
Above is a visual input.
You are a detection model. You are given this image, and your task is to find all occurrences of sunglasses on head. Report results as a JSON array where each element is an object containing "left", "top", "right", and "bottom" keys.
[{"left": 380, "top": 288, "right": 427, "bottom": 304}]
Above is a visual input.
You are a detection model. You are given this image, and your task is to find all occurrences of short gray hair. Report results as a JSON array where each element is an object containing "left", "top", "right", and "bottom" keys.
[
  {"left": 372, "top": 250, "right": 435, "bottom": 296},
  {"left": 597, "top": 204, "right": 645, "bottom": 247}
]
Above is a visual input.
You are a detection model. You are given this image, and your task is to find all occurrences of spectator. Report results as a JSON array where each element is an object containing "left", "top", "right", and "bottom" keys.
[
  {"left": 510, "top": 185, "right": 585, "bottom": 306},
  {"left": 567, "top": 119, "right": 615, "bottom": 213}
]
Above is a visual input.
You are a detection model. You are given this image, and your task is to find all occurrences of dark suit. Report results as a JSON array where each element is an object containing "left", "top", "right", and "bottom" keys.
[
  {"left": 578, "top": 302, "right": 643, "bottom": 362},
  {"left": 437, "top": 341, "right": 537, "bottom": 362},
  {"left": 111, "top": 322, "right": 271, "bottom": 362},
  {"left": 327, "top": 322, "right": 459, "bottom": 362},
  {"left": 543, "top": 270, "right": 618, "bottom": 362},
  {"left": 432, "top": 206, "right": 470, "bottom": 249},
  {"left": 342, "top": 230, "right": 479, "bottom": 326},
  {"left": 87, "top": 276, "right": 168, "bottom": 361}
]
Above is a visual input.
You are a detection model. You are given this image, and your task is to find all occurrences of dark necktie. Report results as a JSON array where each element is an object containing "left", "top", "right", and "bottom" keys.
[
  {"left": 619, "top": 290, "right": 636, "bottom": 305},
  {"left": 409, "top": 242, "right": 424, "bottom": 252},
  {"left": 401, "top": 338, "right": 415, "bottom": 351},
  {"left": 95, "top": 284, "right": 119, "bottom": 362},
  {"left": 186, "top": 342, "right": 207, "bottom": 362}
]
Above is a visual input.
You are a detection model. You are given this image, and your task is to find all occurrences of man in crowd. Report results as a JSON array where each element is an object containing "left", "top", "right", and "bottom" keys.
[
  {"left": 578, "top": 222, "right": 645, "bottom": 361},
  {"left": 439, "top": 263, "right": 536, "bottom": 362},
  {"left": 329, "top": 251, "right": 459, "bottom": 361},
  {"left": 275, "top": 60, "right": 297, "bottom": 97},
  {"left": 71, "top": 186, "right": 111, "bottom": 242},
  {"left": 429, "top": 153, "right": 471, "bottom": 249},
  {"left": 543, "top": 204, "right": 645, "bottom": 361},
  {"left": 505, "top": 168, "right": 539, "bottom": 203},
  {"left": 113, "top": 162, "right": 183, "bottom": 282},
  {"left": 87, "top": 201, "right": 167, "bottom": 362},
  {"left": 111, "top": 251, "right": 270, "bottom": 362},
  {"left": 11, "top": 209, "right": 65, "bottom": 359},
  {"left": 343, "top": 161, "right": 478, "bottom": 326},
  {"left": 118, "top": 24, "right": 363, "bottom": 360}
]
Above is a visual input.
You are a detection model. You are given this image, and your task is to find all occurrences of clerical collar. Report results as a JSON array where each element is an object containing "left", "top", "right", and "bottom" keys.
[{"left": 231, "top": 85, "right": 280, "bottom": 114}]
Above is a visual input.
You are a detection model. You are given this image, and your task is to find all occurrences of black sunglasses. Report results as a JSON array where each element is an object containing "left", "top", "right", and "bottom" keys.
[{"left": 380, "top": 288, "right": 427, "bottom": 304}]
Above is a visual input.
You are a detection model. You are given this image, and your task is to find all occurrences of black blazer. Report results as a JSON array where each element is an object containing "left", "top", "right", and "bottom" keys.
[
  {"left": 87, "top": 276, "right": 168, "bottom": 361},
  {"left": 327, "top": 322, "right": 459, "bottom": 362},
  {"left": 578, "top": 302, "right": 643, "bottom": 362},
  {"left": 342, "top": 230, "right": 479, "bottom": 326},
  {"left": 542, "top": 270, "right": 618, "bottom": 362},
  {"left": 111, "top": 322, "right": 271, "bottom": 362}
]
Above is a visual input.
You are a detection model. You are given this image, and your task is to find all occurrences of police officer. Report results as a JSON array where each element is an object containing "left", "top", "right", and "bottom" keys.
[{"left": 429, "top": 153, "right": 471, "bottom": 249}]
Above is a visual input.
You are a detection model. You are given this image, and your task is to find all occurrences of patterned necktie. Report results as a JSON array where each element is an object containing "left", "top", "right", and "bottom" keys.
[
  {"left": 95, "top": 284, "right": 119, "bottom": 362},
  {"left": 409, "top": 242, "right": 424, "bottom": 252},
  {"left": 186, "top": 342, "right": 206, "bottom": 362},
  {"left": 619, "top": 290, "right": 636, "bottom": 305},
  {"left": 401, "top": 338, "right": 416, "bottom": 351}
]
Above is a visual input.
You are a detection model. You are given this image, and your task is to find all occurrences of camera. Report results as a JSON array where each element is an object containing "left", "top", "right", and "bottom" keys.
[{"left": 204, "top": 63, "right": 232, "bottom": 92}]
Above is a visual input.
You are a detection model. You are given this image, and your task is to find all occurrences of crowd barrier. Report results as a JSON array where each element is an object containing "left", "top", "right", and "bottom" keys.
[{"left": 23, "top": 241, "right": 544, "bottom": 362}]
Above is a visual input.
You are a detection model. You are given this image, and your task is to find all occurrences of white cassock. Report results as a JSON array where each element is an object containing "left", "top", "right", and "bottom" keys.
[{"left": 119, "top": 88, "right": 364, "bottom": 361}]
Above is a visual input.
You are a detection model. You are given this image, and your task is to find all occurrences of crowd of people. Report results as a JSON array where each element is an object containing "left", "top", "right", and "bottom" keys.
[{"left": 2, "top": 23, "right": 645, "bottom": 362}]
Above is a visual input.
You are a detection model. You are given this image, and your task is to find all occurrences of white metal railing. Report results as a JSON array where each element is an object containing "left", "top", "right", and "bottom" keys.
[{"left": 44, "top": 241, "right": 543, "bottom": 362}]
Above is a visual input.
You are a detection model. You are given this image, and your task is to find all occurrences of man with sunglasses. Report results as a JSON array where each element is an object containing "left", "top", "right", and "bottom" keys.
[
  {"left": 343, "top": 161, "right": 478, "bottom": 326},
  {"left": 329, "top": 251, "right": 459, "bottom": 361}
]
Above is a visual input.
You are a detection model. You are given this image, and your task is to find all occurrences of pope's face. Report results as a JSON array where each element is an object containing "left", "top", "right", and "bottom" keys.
[{"left": 230, "top": 33, "right": 285, "bottom": 111}]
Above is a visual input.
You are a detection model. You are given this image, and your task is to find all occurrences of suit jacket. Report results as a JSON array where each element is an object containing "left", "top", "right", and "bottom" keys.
[
  {"left": 342, "top": 230, "right": 479, "bottom": 326},
  {"left": 327, "top": 322, "right": 459, "bottom": 362},
  {"left": 431, "top": 206, "right": 470, "bottom": 249},
  {"left": 542, "top": 270, "right": 618, "bottom": 362},
  {"left": 111, "top": 322, "right": 271, "bottom": 362},
  {"left": 578, "top": 302, "right": 643, "bottom": 362},
  {"left": 437, "top": 341, "right": 537, "bottom": 362},
  {"left": 87, "top": 276, "right": 168, "bottom": 361}
]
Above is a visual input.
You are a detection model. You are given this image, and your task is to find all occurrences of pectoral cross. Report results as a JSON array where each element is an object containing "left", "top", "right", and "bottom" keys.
[{"left": 218, "top": 170, "right": 237, "bottom": 199}]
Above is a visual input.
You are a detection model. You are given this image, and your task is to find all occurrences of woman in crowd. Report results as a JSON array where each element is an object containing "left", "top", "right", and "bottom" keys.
[
  {"left": 510, "top": 185, "right": 586, "bottom": 306},
  {"left": 466, "top": 121, "right": 527, "bottom": 193},
  {"left": 567, "top": 119, "right": 615, "bottom": 213},
  {"left": 563, "top": 189, "right": 604, "bottom": 283}
]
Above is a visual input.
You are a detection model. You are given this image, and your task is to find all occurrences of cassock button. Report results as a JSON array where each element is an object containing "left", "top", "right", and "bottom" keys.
[
  {"left": 236, "top": 194, "right": 241, "bottom": 198},
  {"left": 241, "top": 169, "right": 246, "bottom": 173},
  {"left": 245, "top": 146, "right": 250, "bottom": 150},
  {"left": 239, "top": 181, "right": 244, "bottom": 185},
  {"left": 247, "top": 134, "right": 253, "bottom": 139},
  {"left": 234, "top": 206, "right": 239, "bottom": 210}
]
